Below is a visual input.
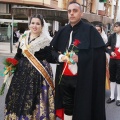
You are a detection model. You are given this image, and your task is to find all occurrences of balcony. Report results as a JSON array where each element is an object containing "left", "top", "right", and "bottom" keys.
[
  {"left": 98, "top": 10, "right": 110, "bottom": 17},
  {"left": 51, "top": 0, "right": 58, "bottom": 5},
  {"left": 0, "top": 0, "right": 59, "bottom": 9},
  {"left": 82, "top": 12, "right": 112, "bottom": 24},
  {"left": 98, "top": 10, "right": 105, "bottom": 16}
]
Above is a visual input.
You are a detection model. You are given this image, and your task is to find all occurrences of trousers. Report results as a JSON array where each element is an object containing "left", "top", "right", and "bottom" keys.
[
  {"left": 109, "top": 59, "right": 120, "bottom": 84},
  {"left": 60, "top": 75, "right": 77, "bottom": 115}
]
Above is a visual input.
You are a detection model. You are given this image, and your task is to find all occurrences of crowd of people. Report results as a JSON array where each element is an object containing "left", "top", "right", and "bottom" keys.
[
  {"left": 106, "top": 22, "right": 120, "bottom": 106},
  {"left": 95, "top": 22, "right": 120, "bottom": 107},
  {"left": 1, "top": 1, "right": 120, "bottom": 120}
]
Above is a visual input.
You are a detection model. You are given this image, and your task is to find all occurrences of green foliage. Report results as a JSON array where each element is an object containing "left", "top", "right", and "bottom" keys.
[{"left": 3, "top": 59, "right": 11, "bottom": 66}]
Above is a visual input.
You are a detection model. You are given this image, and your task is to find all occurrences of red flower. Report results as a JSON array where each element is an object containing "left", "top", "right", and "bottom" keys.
[
  {"left": 0, "top": 58, "right": 18, "bottom": 95},
  {"left": 73, "top": 39, "right": 80, "bottom": 47},
  {"left": 6, "top": 58, "right": 18, "bottom": 66}
]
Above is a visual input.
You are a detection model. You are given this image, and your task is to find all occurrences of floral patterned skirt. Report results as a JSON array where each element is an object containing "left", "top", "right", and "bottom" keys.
[{"left": 4, "top": 57, "right": 55, "bottom": 120}]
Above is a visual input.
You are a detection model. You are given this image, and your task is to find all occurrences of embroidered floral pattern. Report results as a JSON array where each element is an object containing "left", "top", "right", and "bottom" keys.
[{"left": 4, "top": 58, "right": 55, "bottom": 120}]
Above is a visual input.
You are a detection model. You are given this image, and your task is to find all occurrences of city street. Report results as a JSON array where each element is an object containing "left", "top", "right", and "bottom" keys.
[{"left": 0, "top": 42, "right": 120, "bottom": 120}]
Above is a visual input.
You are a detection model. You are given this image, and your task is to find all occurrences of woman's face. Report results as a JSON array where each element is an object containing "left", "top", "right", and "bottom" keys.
[
  {"left": 29, "top": 18, "right": 43, "bottom": 35},
  {"left": 95, "top": 26, "right": 102, "bottom": 34}
]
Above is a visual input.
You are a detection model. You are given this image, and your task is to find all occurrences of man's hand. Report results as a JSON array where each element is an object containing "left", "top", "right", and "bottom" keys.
[
  {"left": 72, "top": 54, "right": 78, "bottom": 63},
  {"left": 61, "top": 56, "right": 69, "bottom": 62},
  {"left": 107, "top": 46, "right": 111, "bottom": 49},
  {"left": 111, "top": 52, "right": 117, "bottom": 57}
]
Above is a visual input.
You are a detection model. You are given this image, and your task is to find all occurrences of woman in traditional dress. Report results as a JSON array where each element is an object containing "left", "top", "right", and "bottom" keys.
[
  {"left": 95, "top": 24, "right": 110, "bottom": 90},
  {"left": 4, "top": 14, "right": 55, "bottom": 120}
]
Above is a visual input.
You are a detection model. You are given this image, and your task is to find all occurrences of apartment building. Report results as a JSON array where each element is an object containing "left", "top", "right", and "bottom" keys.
[
  {"left": 0, "top": 0, "right": 115, "bottom": 41},
  {"left": 0, "top": 0, "right": 67, "bottom": 41}
]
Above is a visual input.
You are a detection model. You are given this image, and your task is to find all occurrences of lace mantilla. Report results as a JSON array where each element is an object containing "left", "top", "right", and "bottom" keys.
[{"left": 19, "top": 31, "right": 51, "bottom": 54}]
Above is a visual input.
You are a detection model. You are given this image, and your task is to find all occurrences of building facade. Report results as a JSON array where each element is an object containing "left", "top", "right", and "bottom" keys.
[
  {"left": 116, "top": 0, "right": 120, "bottom": 21},
  {"left": 0, "top": 0, "right": 118, "bottom": 42},
  {"left": 0, "top": 0, "right": 65, "bottom": 41}
]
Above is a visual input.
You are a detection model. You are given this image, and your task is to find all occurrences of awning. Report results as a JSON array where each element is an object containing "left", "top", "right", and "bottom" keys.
[
  {"left": 12, "top": 7, "right": 68, "bottom": 22},
  {"left": 11, "top": 7, "right": 112, "bottom": 24}
]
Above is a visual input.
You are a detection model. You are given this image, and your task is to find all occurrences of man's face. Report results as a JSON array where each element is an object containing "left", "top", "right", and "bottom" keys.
[
  {"left": 114, "top": 25, "right": 120, "bottom": 34},
  {"left": 68, "top": 3, "right": 82, "bottom": 26}
]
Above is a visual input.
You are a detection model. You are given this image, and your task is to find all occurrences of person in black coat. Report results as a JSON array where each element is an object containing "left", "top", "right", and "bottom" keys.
[
  {"left": 51, "top": 1, "right": 106, "bottom": 120},
  {"left": 106, "top": 22, "right": 120, "bottom": 106},
  {"left": 13, "top": 27, "right": 19, "bottom": 43}
]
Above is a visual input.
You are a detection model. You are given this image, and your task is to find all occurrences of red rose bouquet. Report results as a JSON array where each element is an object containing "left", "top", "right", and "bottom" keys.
[{"left": 0, "top": 58, "right": 18, "bottom": 95}]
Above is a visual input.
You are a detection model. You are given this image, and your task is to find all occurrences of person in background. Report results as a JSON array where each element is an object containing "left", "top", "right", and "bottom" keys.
[
  {"left": 107, "top": 31, "right": 111, "bottom": 37},
  {"left": 51, "top": 1, "right": 106, "bottom": 120},
  {"left": 14, "top": 28, "right": 26, "bottom": 48},
  {"left": 49, "top": 29, "right": 54, "bottom": 37},
  {"left": 54, "top": 30, "right": 58, "bottom": 36},
  {"left": 95, "top": 24, "right": 110, "bottom": 90},
  {"left": 19, "top": 27, "right": 26, "bottom": 34},
  {"left": 95, "top": 24, "right": 108, "bottom": 43},
  {"left": 106, "top": 22, "right": 120, "bottom": 106},
  {"left": 16, "top": 30, "right": 20, "bottom": 39},
  {"left": 4, "top": 14, "right": 55, "bottom": 120},
  {"left": 13, "top": 27, "right": 19, "bottom": 44}
]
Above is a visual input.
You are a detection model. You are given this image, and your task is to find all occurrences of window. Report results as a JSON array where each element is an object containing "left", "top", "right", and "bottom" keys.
[{"left": 0, "top": 4, "right": 9, "bottom": 13}]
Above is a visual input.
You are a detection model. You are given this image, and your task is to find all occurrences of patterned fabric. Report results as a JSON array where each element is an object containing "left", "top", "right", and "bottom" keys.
[{"left": 4, "top": 57, "right": 55, "bottom": 120}]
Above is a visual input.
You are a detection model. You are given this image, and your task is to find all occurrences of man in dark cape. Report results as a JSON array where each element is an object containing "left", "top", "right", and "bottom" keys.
[{"left": 51, "top": 2, "right": 106, "bottom": 120}]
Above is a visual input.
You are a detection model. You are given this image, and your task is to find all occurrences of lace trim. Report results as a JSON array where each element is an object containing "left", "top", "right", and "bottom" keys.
[{"left": 19, "top": 31, "right": 51, "bottom": 54}]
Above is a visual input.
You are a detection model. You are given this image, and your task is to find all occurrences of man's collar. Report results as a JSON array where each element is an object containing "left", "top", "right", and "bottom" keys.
[{"left": 69, "top": 20, "right": 82, "bottom": 31}]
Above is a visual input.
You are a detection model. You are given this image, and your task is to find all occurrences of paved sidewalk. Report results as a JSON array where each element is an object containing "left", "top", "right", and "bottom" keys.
[
  {"left": 0, "top": 42, "right": 120, "bottom": 120},
  {"left": 0, "top": 42, "right": 17, "bottom": 56}
]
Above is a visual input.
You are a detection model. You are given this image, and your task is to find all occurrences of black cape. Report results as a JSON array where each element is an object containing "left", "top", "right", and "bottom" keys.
[{"left": 51, "top": 20, "right": 106, "bottom": 120}]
